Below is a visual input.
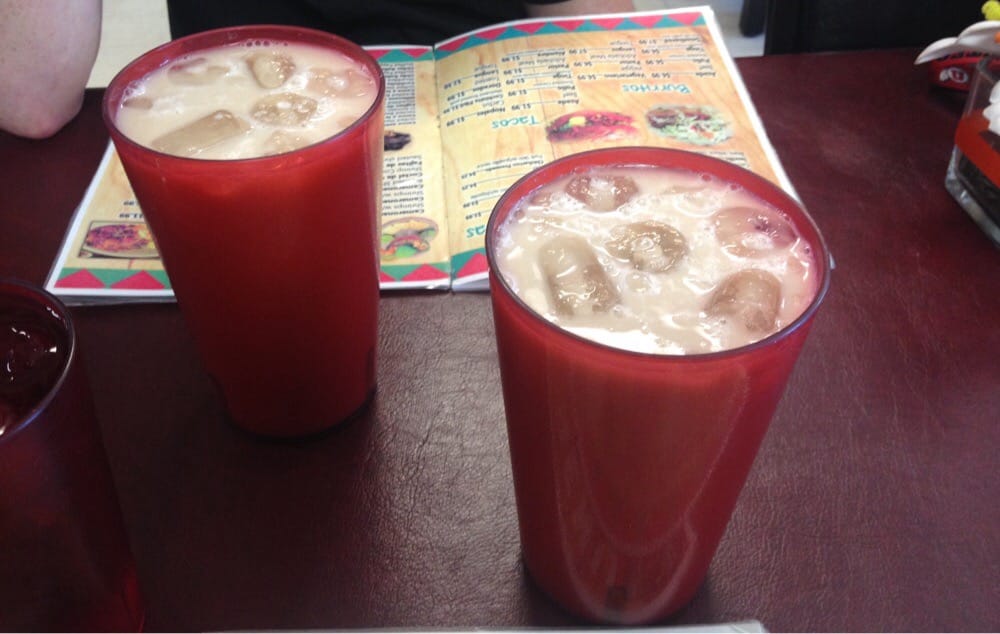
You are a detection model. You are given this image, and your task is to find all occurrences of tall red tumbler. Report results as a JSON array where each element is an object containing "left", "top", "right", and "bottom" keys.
[
  {"left": 486, "top": 147, "right": 832, "bottom": 624},
  {"left": 103, "top": 26, "right": 386, "bottom": 437}
]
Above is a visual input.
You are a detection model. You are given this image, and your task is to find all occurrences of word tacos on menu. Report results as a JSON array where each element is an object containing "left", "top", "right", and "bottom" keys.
[{"left": 545, "top": 110, "right": 638, "bottom": 142}]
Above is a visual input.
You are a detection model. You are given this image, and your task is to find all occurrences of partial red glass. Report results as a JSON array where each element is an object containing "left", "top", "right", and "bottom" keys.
[{"left": 0, "top": 279, "right": 144, "bottom": 631}]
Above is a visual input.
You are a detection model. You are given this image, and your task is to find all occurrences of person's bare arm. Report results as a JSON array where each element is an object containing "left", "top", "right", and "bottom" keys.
[
  {"left": 525, "top": 0, "right": 635, "bottom": 18},
  {"left": 0, "top": 0, "right": 102, "bottom": 139}
]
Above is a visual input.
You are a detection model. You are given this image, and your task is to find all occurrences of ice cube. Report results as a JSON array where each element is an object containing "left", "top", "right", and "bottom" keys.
[
  {"left": 1, "top": 319, "right": 65, "bottom": 423},
  {"left": 2, "top": 330, "right": 58, "bottom": 379},
  {"left": 656, "top": 180, "right": 723, "bottom": 215},
  {"left": 307, "top": 67, "right": 375, "bottom": 98},
  {"left": 122, "top": 95, "right": 154, "bottom": 109},
  {"left": 247, "top": 51, "right": 296, "bottom": 89},
  {"left": 539, "top": 235, "right": 619, "bottom": 317},
  {"left": 262, "top": 130, "right": 313, "bottom": 155},
  {"left": 565, "top": 173, "right": 639, "bottom": 212},
  {"left": 151, "top": 110, "right": 251, "bottom": 157},
  {"left": 605, "top": 220, "right": 688, "bottom": 272},
  {"left": 529, "top": 191, "right": 554, "bottom": 207},
  {"left": 167, "top": 57, "right": 228, "bottom": 85},
  {"left": 705, "top": 269, "right": 782, "bottom": 333},
  {"left": 251, "top": 93, "right": 318, "bottom": 126},
  {"left": 662, "top": 182, "right": 706, "bottom": 195},
  {"left": 712, "top": 206, "right": 796, "bottom": 257}
]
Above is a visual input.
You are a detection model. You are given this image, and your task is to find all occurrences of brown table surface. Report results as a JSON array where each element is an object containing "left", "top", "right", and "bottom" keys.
[{"left": 1, "top": 48, "right": 998, "bottom": 632}]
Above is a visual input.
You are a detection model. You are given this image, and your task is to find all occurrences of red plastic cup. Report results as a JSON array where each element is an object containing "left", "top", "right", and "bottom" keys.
[
  {"left": 486, "top": 148, "right": 831, "bottom": 624},
  {"left": 0, "top": 279, "right": 144, "bottom": 631},
  {"left": 103, "top": 26, "right": 386, "bottom": 437}
]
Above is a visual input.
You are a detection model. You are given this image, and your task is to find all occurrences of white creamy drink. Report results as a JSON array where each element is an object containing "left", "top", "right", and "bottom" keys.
[
  {"left": 115, "top": 41, "right": 378, "bottom": 159},
  {"left": 493, "top": 165, "right": 820, "bottom": 354}
]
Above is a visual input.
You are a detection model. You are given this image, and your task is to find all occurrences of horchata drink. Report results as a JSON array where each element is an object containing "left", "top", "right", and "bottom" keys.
[
  {"left": 104, "top": 26, "right": 386, "bottom": 437},
  {"left": 492, "top": 161, "right": 819, "bottom": 354},
  {"left": 486, "top": 147, "right": 830, "bottom": 624},
  {"left": 115, "top": 39, "right": 378, "bottom": 159}
]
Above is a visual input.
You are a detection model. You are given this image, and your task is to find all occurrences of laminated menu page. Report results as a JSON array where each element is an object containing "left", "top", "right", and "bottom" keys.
[{"left": 46, "top": 6, "right": 791, "bottom": 302}]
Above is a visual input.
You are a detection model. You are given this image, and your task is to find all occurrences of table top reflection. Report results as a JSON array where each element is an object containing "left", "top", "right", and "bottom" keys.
[{"left": 1, "top": 48, "right": 997, "bottom": 632}]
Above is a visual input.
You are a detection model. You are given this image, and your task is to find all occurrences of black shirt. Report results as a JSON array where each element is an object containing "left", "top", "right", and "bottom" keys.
[{"left": 167, "top": 0, "right": 567, "bottom": 46}]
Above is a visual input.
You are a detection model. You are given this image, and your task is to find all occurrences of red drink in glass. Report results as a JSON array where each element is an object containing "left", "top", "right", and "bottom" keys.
[
  {"left": 0, "top": 279, "right": 144, "bottom": 631},
  {"left": 946, "top": 57, "right": 1000, "bottom": 245},
  {"left": 486, "top": 148, "right": 831, "bottom": 623},
  {"left": 103, "top": 26, "right": 386, "bottom": 436}
]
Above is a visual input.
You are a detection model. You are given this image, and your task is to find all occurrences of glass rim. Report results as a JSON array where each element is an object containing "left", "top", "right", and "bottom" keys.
[
  {"left": 484, "top": 146, "right": 833, "bottom": 363},
  {"left": 101, "top": 24, "right": 387, "bottom": 165},
  {"left": 0, "top": 278, "right": 77, "bottom": 444}
]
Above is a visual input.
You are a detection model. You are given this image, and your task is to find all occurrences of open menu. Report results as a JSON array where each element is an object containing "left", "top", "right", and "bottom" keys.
[{"left": 46, "top": 6, "right": 791, "bottom": 302}]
